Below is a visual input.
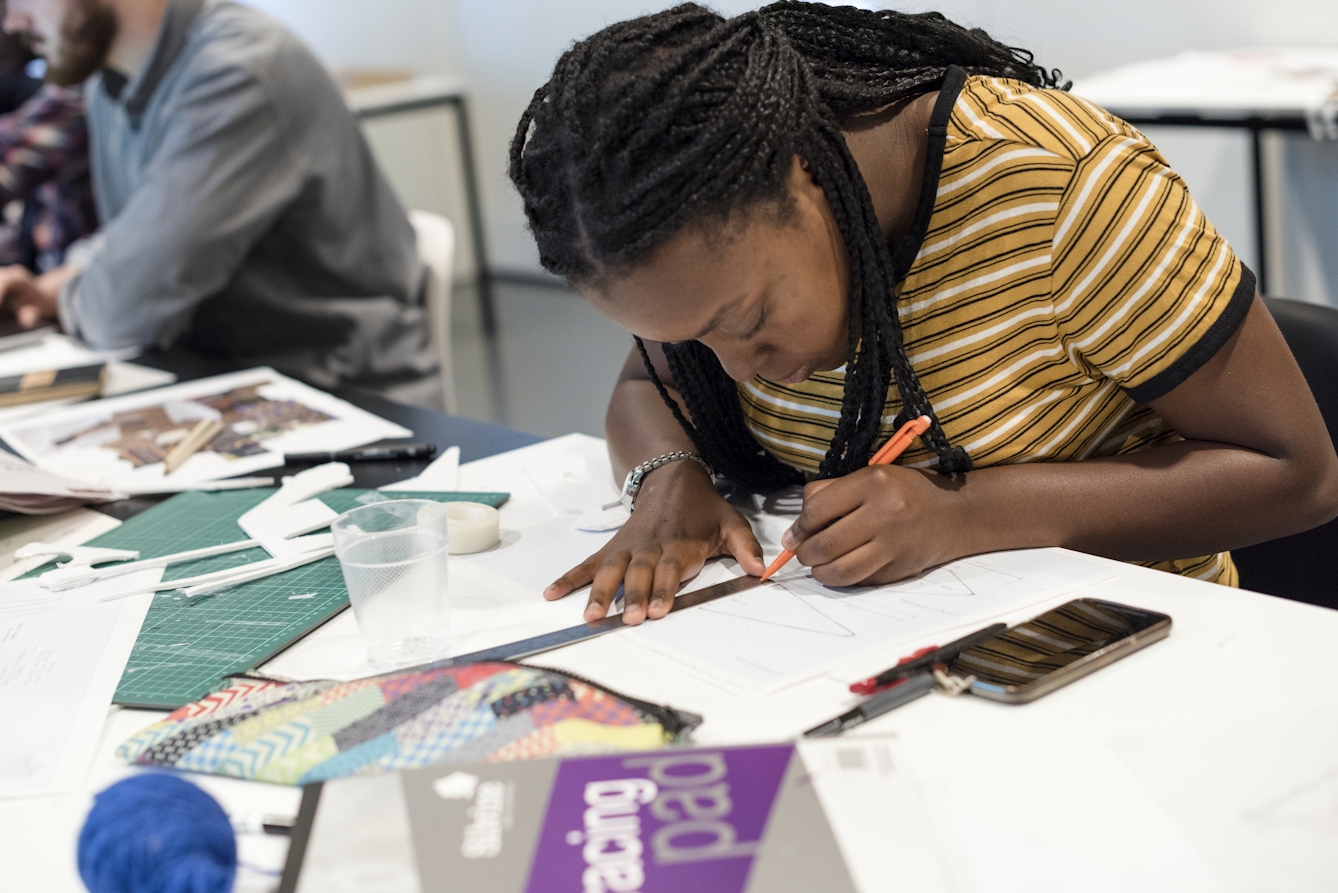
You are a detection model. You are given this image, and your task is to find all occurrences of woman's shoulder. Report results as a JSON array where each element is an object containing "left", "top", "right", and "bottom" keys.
[{"left": 949, "top": 75, "right": 1148, "bottom": 161}]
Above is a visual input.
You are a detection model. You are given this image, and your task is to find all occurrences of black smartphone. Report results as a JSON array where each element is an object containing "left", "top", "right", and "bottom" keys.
[{"left": 945, "top": 598, "right": 1171, "bottom": 704}]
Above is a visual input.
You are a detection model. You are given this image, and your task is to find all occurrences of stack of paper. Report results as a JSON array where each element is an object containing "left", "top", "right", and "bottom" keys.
[
  {"left": 0, "top": 451, "right": 118, "bottom": 514},
  {"left": 0, "top": 333, "right": 176, "bottom": 427}
]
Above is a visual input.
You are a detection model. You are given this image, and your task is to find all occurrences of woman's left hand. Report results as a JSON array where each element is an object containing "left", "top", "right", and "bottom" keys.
[{"left": 781, "top": 465, "right": 969, "bottom": 586}]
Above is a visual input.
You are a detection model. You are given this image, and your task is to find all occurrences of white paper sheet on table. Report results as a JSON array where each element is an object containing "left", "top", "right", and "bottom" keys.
[
  {"left": 446, "top": 447, "right": 1107, "bottom": 696},
  {"left": 380, "top": 445, "right": 460, "bottom": 492},
  {"left": 455, "top": 472, "right": 1118, "bottom": 697},
  {"left": 0, "top": 334, "right": 108, "bottom": 378},
  {"left": 461, "top": 514, "right": 619, "bottom": 592},
  {"left": 0, "top": 367, "right": 410, "bottom": 492},
  {"left": 449, "top": 446, "right": 1119, "bottom": 697},
  {"left": 626, "top": 548, "right": 1117, "bottom": 697},
  {"left": 0, "top": 571, "right": 158, "bottom": 798},
  {"left": 455, "top": 433, "right": 612, "bottom": 530},
  {"left": 0, "top": 451, "right": 121, "bottom": 515},
  {"left": 523, "top": 452, "right": 620, "bottom": 515}
]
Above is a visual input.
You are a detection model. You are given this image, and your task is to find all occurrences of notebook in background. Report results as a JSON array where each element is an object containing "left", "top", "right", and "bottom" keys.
[
  {"left": 0, "top": 362, "right": 104, "bottom": 408},
  {"left": 0, "top": 331, "right": 176, "bottom": 426},
  {"left": 0, "top": 320, "right": 58, "bottom": 352},
  {"left": 283, "top": 738, "right": 951, "bottom": 893}
]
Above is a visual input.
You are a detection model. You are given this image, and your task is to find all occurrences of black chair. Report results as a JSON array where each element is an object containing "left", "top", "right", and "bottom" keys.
[{"left": 1231, "top": 297, "right": 1338, "bottom": 609}]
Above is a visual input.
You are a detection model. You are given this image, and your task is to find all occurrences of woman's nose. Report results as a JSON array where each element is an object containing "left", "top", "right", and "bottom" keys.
[{"left": 711, "top": 341, "right": 767, "bottom": 383}]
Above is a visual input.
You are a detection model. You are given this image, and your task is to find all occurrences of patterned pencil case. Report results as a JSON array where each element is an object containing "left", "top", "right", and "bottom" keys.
[{"left": 116, "top": 662, "right": 702, "bottom": 785}]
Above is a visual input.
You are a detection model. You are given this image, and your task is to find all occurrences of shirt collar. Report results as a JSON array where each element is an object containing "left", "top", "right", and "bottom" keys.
[{"left": 100, "top": 0, "right": 206, "bottom": 126}]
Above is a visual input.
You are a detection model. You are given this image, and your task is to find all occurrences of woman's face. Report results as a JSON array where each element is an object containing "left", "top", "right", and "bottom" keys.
[{"left": 586, "top": 156, "right": 851, "bottom": 384}]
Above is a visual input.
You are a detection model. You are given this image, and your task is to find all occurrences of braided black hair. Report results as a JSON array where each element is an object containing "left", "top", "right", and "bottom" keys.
[{"left": 510, "top": 1, "right": 1065, "bottom": 489}]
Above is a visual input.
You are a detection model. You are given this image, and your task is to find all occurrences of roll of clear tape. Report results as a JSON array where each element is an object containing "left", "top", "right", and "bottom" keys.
[{"left": 446, "top": 502, "right": 500, "bottom": 554}]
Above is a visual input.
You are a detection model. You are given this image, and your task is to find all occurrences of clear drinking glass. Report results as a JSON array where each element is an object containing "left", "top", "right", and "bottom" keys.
[{"left": 331, "top": 499, "right": 451, "bottom": 669}]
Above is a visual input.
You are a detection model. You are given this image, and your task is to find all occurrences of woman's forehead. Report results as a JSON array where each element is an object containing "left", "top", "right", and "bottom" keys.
[
  {"left": 583, "top": 186, "right": 831, "bottom": 339},
  {"left": 587, "top": 237, "right": 747, "bottom": 339}
]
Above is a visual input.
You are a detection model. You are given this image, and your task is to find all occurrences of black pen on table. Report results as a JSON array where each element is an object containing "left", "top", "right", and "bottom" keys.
[
  {"left": 284, "top": 443, "right": 438, "bottom": 463},
  {"left": 848, "top": 621, "right": 1008, "bottom": 696},
  {"left": 802, "top": 671, "right": 938, "bottom": 738}
]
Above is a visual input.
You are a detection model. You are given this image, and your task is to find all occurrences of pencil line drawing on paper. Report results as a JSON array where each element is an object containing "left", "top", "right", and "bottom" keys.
[
  {"left": 631, "top": 548, "right": 1112, "bottom": 692},
  {"left": 701, "top": 580, "right": 856, "bottom": 637},
  {"left": 0, "top": 595, "right": 61, "bottom": 654},
  {"left": 0, "top": 595, "right": 61, "bottom": 620},
  {"left": 889, "top": 559, "right": 1024, "bottom": 597}
]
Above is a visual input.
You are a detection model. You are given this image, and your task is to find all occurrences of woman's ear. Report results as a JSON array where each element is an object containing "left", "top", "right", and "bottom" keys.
[{"left": 788, "top": 154, "right": 825, "bottom": 201}]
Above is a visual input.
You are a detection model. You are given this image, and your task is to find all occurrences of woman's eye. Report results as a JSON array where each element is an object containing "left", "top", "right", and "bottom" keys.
[{"left": 742, "top": 309, "right": 766, "bottom": 339}]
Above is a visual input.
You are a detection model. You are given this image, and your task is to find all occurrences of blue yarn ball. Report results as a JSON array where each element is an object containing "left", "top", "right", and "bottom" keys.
[{"left": 77, "top": 774, "right": 237, "bottom": 893}]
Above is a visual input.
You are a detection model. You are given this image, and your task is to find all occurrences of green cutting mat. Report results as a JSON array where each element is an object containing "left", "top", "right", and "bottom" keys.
[{"left": 62, "top": 488, "right": 507, "bottom": 710}]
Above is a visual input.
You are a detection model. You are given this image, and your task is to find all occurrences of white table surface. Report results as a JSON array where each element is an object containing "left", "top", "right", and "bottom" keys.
[
  {"left": 1072, "top": 48, "right": 1338, "bottom": 138},
  {"left": 4, "top": 434, "right": 1335, "bottom": 892},
  {"left": 343, "top": 74, "right": 468, "bottom": 117}
]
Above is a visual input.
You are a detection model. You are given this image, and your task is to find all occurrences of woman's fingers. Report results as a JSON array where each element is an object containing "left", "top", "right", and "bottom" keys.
[
  {"left": 543, "top": 500, "right": 761, "bottom": 622},
  {"left": 721, "top": 516, "right": 766, "bottom": 576},
  {"left": 646, "top": 555, "right": 685, "bottom": 619},
  {"left": 585, "top": 555, "right": 634, "bottom": 622},
  {"left": 782, "top": 475, "right": 868, "bottom": 550},
  {"left": 618, "top": 554, "right": 660, "bottom": 624},
  {"left": 794, "top": 509, "right": 877, "bottom": 572},
  {"left": 544, "top": 555, "right": 600, "bottom": 601},
  {"left": 809, "top": 539, "right": 899, "bottom": 588}
]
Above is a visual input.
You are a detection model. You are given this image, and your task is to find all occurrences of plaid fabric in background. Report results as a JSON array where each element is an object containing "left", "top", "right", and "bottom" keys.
[
  {"left": 0, "top": 84, "right": 96, "bottom": 272},
  {"left": 117, "top": 662, "right": 702, "bottom": 785}
]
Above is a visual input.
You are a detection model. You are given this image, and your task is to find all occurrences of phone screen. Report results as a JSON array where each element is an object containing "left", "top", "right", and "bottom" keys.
[{"left": 947, "top": 598, "right": 1167, "bottom": 688}]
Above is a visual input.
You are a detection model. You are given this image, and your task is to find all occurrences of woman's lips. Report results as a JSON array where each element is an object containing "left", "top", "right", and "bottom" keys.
[{"left": 782, "top": 361, "right": 817, "bottom": 384}]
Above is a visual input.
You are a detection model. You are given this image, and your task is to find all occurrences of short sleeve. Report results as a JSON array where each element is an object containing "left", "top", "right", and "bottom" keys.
[{"left": 1050, "top": 131, "right": 1255, "bottom": 404}]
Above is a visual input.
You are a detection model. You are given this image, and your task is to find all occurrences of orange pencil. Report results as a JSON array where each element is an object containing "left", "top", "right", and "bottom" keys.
[{"left": 758, "top": 414, "right": 933, "bottom": 583}]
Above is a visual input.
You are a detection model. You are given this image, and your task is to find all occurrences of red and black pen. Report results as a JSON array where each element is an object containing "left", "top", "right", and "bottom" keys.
[{"left": 849, "top": 621, "right": 1008, "bottom": 695}]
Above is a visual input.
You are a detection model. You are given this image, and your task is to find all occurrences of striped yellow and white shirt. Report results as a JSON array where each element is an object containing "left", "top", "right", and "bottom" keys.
[{"left": 738, "top": 69, "right": 1255, "bottom": 586}]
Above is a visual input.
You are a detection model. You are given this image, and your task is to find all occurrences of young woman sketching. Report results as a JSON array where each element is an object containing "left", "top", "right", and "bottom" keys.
[{"left": 509, "top": 2, "right": 1338, "bottom": 625}]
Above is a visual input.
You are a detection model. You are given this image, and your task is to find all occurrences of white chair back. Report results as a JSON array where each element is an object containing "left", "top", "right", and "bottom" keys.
[{"left": 409, "top": 210, "right": 458, "bottom": 413}]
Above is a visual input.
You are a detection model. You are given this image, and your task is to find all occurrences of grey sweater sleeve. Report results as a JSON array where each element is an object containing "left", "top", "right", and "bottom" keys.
[{"left": 58, "top": 64, "right": 303, "bottom": 351}]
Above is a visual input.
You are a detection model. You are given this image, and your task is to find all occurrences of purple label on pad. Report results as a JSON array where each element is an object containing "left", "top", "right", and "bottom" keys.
[{"left": 523, "top": 745, "right": 794, "bottom": 893}]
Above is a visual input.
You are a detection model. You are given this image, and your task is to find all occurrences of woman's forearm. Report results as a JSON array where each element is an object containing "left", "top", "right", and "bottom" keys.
[
  {"left": 954, "top": 438, "right": 1338, "bottom": 563},
  {"left": 606, "top": 378, "right": 699, "bottom": 481}
]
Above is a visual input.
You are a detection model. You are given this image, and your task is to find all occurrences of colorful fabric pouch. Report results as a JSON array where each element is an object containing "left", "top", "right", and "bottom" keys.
[{"left": 116, "top": 662, "right": 702, "bottom": 785}]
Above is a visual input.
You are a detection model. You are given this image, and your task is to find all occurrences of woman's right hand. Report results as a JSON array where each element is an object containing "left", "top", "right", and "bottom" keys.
[{"left": 542, "top": 461, "right": 765, "bottom": 625}]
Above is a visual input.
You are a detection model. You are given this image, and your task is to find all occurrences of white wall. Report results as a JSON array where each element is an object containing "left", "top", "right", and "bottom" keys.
[
  {"left": 244, "top": 1, "right": 1338, "bottom": 301},
  {"left": 242, "top": 0, "right": 464, "bottom": 75}
]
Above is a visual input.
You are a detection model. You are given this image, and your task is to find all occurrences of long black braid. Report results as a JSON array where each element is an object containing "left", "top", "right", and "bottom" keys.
[{"left": 509, "top": 2, "right": 1066, "bottom": 489}]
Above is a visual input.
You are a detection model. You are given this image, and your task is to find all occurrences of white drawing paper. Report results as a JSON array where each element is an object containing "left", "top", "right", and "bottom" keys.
[
  {"left": 523, "top": 452, "right": 619, "bottom": 515},
  {"left": 0, "top": 572, "right": 157, "bottom": 798},
  {"left": 461, "top": 515, "right": 618, "bottom": 593},
  {"left": 452, "top": 454, "right": 1116, "bottom": 697},
  {"left": 627, "top": 548, "right": 1117, "bottom": 696},
  {"left": 0, "top": 451, "right": 120, "bottom": 514},
  {"left": 381, "top": 445, "right": 460, "bottom": 492}
]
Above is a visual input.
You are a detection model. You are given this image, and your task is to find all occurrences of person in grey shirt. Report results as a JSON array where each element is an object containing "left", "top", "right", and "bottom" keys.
[{"left": 0, "top": 0, "right": 435, "bottom": 390}]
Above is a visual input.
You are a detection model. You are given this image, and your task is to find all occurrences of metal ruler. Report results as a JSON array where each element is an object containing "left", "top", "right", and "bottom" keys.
[{"left": 436, "top": 573, "right": 767, "bottom": 666}]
